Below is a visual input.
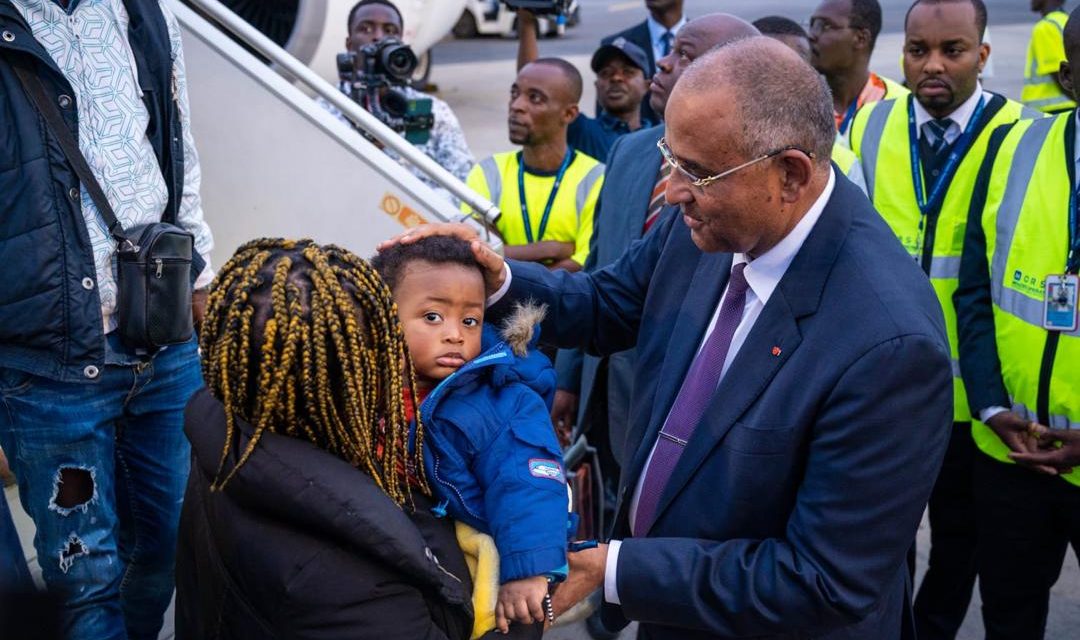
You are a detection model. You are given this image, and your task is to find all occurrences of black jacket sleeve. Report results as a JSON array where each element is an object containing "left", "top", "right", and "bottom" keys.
[{"left": 955, "top": 123, "right": 1013, "bottom": 416}]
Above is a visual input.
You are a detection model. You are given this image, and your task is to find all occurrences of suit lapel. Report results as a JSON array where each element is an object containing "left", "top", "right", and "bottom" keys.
[
  {"left": 619, "top": 127, "right": 665, "bottom": 247},
  {"left": 622, "top": 249, "right": 732, "bottom": 491}
]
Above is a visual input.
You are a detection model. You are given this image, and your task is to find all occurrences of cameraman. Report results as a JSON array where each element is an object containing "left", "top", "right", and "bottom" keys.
[{"left": 320, "top": 0, "right": 474, "bottom": 199}]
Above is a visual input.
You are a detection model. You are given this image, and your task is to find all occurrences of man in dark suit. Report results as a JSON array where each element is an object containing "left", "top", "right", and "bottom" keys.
[
  {"left": 552, "top": 11, "right": 760, "bottom": 482},
  {"left": 382, "top": 37, "right": 951, "bottom": 639},
  {"left": 601, "top": 0, "right": 685, "bottom": 124}
]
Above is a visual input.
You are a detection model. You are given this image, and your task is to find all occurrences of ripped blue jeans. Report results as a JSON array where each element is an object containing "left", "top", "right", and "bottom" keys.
[{"left": 0, "top": 334, "right": 202, "bottom": 640}]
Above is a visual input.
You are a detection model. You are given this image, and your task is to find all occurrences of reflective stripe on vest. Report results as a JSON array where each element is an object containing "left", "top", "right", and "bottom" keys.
[
  {"left": 974, "top": 112, "right": 1080, "bottom": 486},
  {"left": 575, "top": 163, "right": 606, "bottom": 220},
  {"left": 1022, "top": 12, "right": 1076, "bottom": 113},
  {"left": 479, "top": 156, "right": 502, "bottom": 208},
  {"left": 852, "top": 94, "right": 1032, "bottom": 422}
]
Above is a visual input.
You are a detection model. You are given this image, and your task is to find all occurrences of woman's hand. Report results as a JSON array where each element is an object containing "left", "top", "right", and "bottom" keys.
[{"left": 495, "top": 576, "right": 548, "bottom": 633}]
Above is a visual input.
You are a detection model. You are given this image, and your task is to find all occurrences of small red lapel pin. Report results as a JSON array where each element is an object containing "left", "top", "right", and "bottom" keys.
[{"left": 771, "top": 346, "right": 782, "bottom": 357}]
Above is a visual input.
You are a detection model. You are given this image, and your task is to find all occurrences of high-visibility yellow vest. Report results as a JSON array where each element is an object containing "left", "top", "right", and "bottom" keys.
[
  {"left": 831, "top": 142, "right": 867, "bottom": 194},
  {"left": 464, "top": 150, "right": 604, "bottom": 266},
  {"left": 850, "top": 93, "right": 1039, "bottom": 422},
  {"left": 1022, "top": 10, "right": 1076, "bottom": 113},
  {"left": 969, "top": 112, "right": 1080, "bottom": 486},
  {"left": 880, "top": 75, "right": 910, "bottom": 102}
]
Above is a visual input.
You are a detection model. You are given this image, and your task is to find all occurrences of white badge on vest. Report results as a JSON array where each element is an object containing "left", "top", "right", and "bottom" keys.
[{"left": 1043, "top": 274, "right": 1079, "bottom": 331}]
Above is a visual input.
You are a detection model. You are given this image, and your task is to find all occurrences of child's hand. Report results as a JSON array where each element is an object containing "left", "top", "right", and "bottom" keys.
[{"left": 495, "top": 576, "right": 548, "bottom": 633}]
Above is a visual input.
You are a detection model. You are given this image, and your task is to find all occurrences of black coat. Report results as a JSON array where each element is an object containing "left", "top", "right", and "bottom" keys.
[
  {"left": 0, "top": 0, "right": 186, "bottom": 381},
  {"left": 600, "top": 20, "right": 661, "bottom": 124},
  {"left": 176, "top": 388, "right": 474, "bottom": 640}
]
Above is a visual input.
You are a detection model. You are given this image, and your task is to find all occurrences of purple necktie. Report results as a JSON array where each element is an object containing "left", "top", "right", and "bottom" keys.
[{"left": 633, "top": 262, "right": 750, "bottom": 535}]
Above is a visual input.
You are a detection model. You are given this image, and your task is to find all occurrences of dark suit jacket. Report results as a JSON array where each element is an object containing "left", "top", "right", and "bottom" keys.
[
  {"left": 555, "top": 124, "right": 668, "bottom": 467},
  {"left": 601, "top": 20, "right": 661, "bottom": 125},
  {"left": 495, "top": 172, "right": 952, "bottom": 639}
]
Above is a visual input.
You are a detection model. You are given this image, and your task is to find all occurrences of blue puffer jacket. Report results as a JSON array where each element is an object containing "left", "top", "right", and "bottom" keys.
[{"left": 418, "top": 303, "right": 569, "bottom": 584}]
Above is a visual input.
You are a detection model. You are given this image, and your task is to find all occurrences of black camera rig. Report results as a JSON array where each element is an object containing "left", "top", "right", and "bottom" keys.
[{"left": 336, "top": 37, "right": 434, "bottom": 145}]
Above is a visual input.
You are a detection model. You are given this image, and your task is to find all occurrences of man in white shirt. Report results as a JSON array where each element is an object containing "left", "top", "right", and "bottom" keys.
[
  {"left": 380, "top": 36, "right": 952, "bottom": 640},
  {"left": 600, "top": 0, "right": 686, "bottom": 124}
]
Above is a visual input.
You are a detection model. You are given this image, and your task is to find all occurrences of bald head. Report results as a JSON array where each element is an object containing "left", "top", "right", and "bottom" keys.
[
  {"left": 671, "top": 37, "right": 835, "bottom": 166},
  {"left": 649, "top": 13, "right": 760, "bottom": 117}
]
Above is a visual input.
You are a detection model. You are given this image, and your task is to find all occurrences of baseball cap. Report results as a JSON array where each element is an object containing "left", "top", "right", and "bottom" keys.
[{"left": 590, "top": 37, "right": 649, "bottom": 75}]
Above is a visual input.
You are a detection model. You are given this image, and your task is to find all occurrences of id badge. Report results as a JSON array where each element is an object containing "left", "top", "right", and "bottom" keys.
[{"left": 1043, "top": 274, "right": 1079, "bottom": 331}]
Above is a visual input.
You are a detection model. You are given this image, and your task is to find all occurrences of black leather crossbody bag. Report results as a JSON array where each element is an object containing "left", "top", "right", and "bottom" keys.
[{"left": 12, "top": 58, "right": 200, "bottom": 350}]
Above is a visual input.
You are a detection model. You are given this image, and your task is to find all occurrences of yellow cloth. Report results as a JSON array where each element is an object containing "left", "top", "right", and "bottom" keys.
[
  {"left": 464, "top": 150, "right": 604, "bottom": 266},
  {"left": 455, "top": 521, "right": 500, "bottom": 639},
  {"left": 1022, "top": 10, "right": 1076, "bottom": 113}
]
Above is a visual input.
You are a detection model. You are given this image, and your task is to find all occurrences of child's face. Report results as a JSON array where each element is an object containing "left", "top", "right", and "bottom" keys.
[{"left": 394, "top": 260, "right": 486, "bottom": 389}]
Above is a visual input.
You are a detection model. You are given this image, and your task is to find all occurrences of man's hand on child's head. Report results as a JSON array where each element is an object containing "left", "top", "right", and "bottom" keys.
[{"left": 496, "top": 575, "right": 548, "bottom": 634}]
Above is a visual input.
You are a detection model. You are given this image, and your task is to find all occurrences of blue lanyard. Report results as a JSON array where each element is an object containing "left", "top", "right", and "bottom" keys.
[
  {"left": 1069, "top": 188, "right": 1079, "bottom": 273},
  {"left": 907, "top": 96, "right": 986, "bottom": 222},
  {"left": 838, "top": 99, "right": 859, "bottom": 137},
  {"left": 518, "top": 150, "right": 574, "bottom": 244}
]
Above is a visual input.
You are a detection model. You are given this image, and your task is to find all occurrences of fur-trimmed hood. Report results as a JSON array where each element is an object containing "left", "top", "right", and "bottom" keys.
[{"left": 496, "top": 302, "right": 547, "bottom": 357}]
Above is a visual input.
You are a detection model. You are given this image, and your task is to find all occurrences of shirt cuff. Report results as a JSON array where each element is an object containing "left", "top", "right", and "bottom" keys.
[
  {"left": 486, "top": 262, "right": 512, "bottom": 308},
  {"left": 194, "top": 254, "right": 215, "bottom": 290},
  {"left": 979, "top": 406, "right": 1009, "bottom": 423},
  {"left": 604, "top": 539, "right": 622, "bottom": 605}
]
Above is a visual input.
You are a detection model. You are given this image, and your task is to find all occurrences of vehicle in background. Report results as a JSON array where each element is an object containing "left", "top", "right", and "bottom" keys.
[{"left": 453, "top": 0, "right": 581, "bottom": 39}]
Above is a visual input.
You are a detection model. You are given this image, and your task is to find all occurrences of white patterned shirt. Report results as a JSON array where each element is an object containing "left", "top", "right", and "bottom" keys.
[
  {"left": 13, "top": 0, "right": 214, "bottom": 332},
  {"left": 318, "top": 83, "right": 474, "bottom": 203}
]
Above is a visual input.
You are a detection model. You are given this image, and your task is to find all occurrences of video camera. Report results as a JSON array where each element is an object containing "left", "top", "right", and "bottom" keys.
[
  {"left": 502, "top": 0, "right": 573, "bottom": 17},
  {"left": 336, "top": 37, "right": 434, "bottom": 145}
]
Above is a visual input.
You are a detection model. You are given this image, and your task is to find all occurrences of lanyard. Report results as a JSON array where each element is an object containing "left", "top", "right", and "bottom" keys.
[
  {"left": 1069, "top": 188, "right": 1079, "bottom": 273},
  {"left": 838, "top": 99, "right": 859, "bottom": 137},
  {"left": 907, "top": 96, "right": 987, "bottom": 255},
  {"left": 518, "top": 150, "right": 574, "bottom": 244}
]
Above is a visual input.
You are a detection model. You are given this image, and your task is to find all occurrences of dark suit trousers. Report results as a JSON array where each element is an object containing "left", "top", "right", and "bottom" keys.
[
  {"left": 913, "top": 422, "right": 978, "bottom": 640},
  {"left": 974, "top": 453, "right": 1080, "bottom": 640}
]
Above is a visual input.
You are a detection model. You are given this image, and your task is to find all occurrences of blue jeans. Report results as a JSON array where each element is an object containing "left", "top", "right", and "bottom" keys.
[
  {"left": 0, "top": 484, "right": 32, "bottom": 590},
  {"left": 0, "top": 334, "right": 202, "bottom": 640}
]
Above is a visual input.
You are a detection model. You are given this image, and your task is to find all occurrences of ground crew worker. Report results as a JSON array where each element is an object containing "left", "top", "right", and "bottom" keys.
[
  {"left": 955, "top": 6, "right": 1080, "bottom": 638},
  {"left": 755, "top": 16, "right": 869, "bottom": 194},
  {"left": 808, "top": 0, "right": 908, "bottom": 138},
  {"left": 1024, "top": 0, "right": 1076, "bottom": 113},
  {"left": 464, "top": 59, "right": 603, "bottom": 271},
  {"left": 849, "top": 2, "right": 1041, "bottom": 637}
]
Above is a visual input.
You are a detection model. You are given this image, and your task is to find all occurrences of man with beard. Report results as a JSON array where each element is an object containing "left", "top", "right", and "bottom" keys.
[
  {"left": 848, "top": 1, "right": 1040, "bottom": 637},
  {"left": 517, "top": 11, "right": 654, "bottom": 162},
  {"left": 463, "top": 59, "right": 604, "bottom": 271},
  {"left": 809, "top": 0, "right": 907, "bottom": 137}
]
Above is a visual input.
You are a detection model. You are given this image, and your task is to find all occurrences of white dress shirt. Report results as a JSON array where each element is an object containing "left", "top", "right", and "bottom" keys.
[
  {"left": 912, "top": 83, "right": 989, "bottom": 146},
  {"left": 646, "top": 13, "right": 687, "bottom": 67},
  {"left": 599, "top": 169, "right": 838, "bottom": 605}
]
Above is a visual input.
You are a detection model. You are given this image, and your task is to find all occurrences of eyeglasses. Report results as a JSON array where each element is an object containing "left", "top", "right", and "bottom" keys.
[{"left": 656, "top": 137, "right": 815, "bottom": 189}]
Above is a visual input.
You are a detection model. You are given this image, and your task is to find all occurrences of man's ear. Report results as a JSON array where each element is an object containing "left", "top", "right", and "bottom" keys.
[
  {"left": 853, "top": 27, "right": 871, "bottom": 52},
  {"left": 1061, "top": 60, "right": 1076, "bottom": 102},
  {"left": 977, "top": 42, "right": 991, "bottom": 74},
  {"left": 778, "top": 150, "right": 816, "bottom": 203},
  {"left": 564, "top": 103, "right": 580, "bottom": 125}
]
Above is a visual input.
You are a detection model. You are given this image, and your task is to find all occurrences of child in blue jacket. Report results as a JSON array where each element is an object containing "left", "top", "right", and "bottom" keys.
[{"left": 372, "top": 236, "right": 569, "bottom": 636}]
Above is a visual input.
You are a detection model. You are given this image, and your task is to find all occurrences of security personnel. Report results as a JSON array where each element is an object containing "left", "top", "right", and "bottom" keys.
[
  {"left": 464, "top": 58, "right": 604, "bottom": 272},
  {"left": 956, "top": 6, "right": 1080, "bottom": 638},
  {"left": 849, "top": 2, "right": 1040, "bottom": 638},
  {"left": 1024, "top": 0, "right": 1076, "bottom": 114}
]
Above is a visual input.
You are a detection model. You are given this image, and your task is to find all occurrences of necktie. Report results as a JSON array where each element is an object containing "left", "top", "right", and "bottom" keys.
[
  {"left": 660, "top": 31, "right": 673, "bottom": 57},
  {"left": 642, "top": 160, "right": 672, "bottom": 234},
  {"left": 921, "top": 118, "right": 954, "bottom": 155},
  {"left": 633, "top": 263, "right": 751, "bottom": 535}
]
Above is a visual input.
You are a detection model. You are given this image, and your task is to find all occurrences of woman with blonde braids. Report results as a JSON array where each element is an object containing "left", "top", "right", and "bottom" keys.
[{"left": 175, "top": 238, "right": 474, "bottom": 640}]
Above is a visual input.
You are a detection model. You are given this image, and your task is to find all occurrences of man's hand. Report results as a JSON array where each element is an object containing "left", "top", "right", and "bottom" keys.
[
  {"left": 550, "top": 544, "right": 608, "bottom": 621},
  {"left": 1010, "top": 428, "right": 1080, "bottom": 475},
  {"left": 377, "top": 224, "right": 506, "bottom": 296},
  {"left": 504, "top": 240, "right": 575, "bottom": 265},
  {"left": 496, "top": 575, "right": 548, "bottom": 634},
  {"left": 985, "top": 412, "right": 1058, "bottom": 475},
  {"left": 192, "top": 287, "right": 209, "bottom": 332},
  {"left": 551, "top": 390, "right": 578, "bottom": 447}
]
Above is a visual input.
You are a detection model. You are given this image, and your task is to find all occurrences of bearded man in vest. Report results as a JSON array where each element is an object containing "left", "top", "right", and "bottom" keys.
[
  {"left": 956, "top": 5, "right": 1080, "bottom": 639},
  {"left": 849, "top": 1, "right": 1040, "bottom": 638}
]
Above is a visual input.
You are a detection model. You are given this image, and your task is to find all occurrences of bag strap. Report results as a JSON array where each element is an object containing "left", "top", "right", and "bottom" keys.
[{"left": 11, "top": 56, "right": 132, "bottom": 249}]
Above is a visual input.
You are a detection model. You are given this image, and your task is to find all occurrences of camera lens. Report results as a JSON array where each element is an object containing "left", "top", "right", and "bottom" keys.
[{"left": 382, "top": 44, "right": 418, "bottom": 79}]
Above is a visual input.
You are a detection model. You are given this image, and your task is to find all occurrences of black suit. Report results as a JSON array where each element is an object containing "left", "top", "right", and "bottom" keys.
[{"left": 601, "top": 20, "right": 661, "bottom": 124}]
